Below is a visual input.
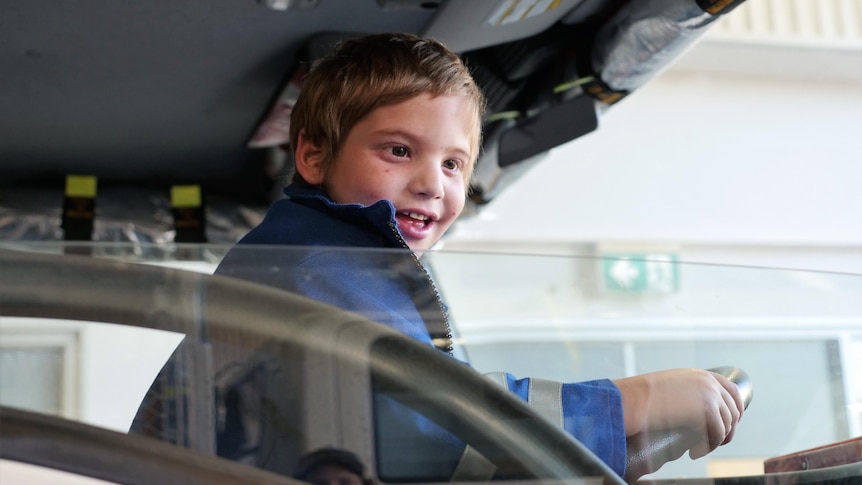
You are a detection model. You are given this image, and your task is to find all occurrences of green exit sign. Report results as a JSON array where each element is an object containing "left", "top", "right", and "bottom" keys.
[{"left": 601, "top": 253, "right": 679, "bottom": 294}]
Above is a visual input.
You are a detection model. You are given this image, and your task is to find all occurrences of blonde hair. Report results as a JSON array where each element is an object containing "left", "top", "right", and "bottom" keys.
[{"left": 289, "top": 32, "right": 485, "bottom": 185}]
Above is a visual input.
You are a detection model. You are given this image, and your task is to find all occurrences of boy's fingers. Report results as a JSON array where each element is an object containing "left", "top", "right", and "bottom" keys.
[
  {"left": 702, "top": 376, "right": 737, "bottom": 453},
  {"left": 708, "top": 372, "right": 744, "bottom": 440},
  {"left": 719, "top": 390, "right": 736, "bottom": 445},
  {"left": 722, "top": 385, "right": 742, "bottom": 444},
  {"left": 707, "top": 405, "right": 730, "bottom": 453},
  {"left": 713, "top": 371, "right": 746, "bottom": 417}
]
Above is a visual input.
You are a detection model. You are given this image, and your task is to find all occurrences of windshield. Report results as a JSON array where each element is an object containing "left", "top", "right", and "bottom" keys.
[{"left": 1, "top": 242, "right": 860, "bottom": 483}]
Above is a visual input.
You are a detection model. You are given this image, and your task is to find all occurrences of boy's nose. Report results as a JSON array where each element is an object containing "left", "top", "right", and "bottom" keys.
[{"left": 411, "top": 162, "right": 444, "bottom": 198}]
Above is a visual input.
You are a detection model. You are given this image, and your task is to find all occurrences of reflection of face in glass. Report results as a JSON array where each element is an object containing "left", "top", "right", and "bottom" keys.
[{"left": 304, "top": 464, "right": 365, "bottom": 485}]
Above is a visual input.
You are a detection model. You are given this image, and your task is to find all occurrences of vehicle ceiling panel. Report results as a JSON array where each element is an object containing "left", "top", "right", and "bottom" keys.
[
  {"left": 2, "top": 0, "right": 741, "bottom": 209},
  {"left": 0, "top": 0, "right": 434, "bottom": 183}
]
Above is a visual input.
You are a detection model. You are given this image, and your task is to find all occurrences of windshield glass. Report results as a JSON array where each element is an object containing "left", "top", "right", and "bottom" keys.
[{"left": 1, "top": 242, "right": 860, "bottom": 483}]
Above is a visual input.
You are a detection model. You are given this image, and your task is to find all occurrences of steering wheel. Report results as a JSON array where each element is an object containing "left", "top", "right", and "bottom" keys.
[
  {"left": 0, "top": 248, "right": 625, "bottom": 483},
  {"left": 0, "top": 405, "right": 300, "bottom": 485},
  {"left": 0, "top": 248, "right": 752, "bottom": 484}
]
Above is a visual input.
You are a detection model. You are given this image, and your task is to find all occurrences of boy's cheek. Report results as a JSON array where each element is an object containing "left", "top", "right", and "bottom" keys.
[{"left": 455, "top": 193, "right": 467, "bottom": 215}]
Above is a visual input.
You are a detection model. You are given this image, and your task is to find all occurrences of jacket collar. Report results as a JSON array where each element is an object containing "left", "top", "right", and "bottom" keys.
[{"left": 283, "top": 185, "right": 405, "bottom": 248}]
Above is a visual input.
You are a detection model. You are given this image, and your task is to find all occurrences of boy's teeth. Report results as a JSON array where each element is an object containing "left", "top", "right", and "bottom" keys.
[{"left": 406, "top": 211, "right": 428, "bottom": 221}]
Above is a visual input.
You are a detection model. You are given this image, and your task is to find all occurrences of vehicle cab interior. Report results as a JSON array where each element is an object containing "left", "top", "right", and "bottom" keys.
[{"left": 2, "top": 1, "right": 861, "bottom": 484}]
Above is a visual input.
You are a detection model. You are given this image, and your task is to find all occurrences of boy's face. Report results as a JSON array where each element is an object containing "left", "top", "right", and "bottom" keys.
[{"left": 307, "top": 93, "right": 474, "bottom": 255}]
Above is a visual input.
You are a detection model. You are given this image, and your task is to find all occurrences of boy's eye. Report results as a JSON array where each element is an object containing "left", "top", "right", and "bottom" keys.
[
  {"left": 391, "top": 146, "right": 408, "bottom": 157},
  {"left": 442, "top": 159, "right": 459, "bottom": 170}
]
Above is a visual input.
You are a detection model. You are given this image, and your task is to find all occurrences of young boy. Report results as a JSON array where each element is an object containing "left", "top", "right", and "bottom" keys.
[{"left": 217, "top": 32, "right": 743, "bottom": 481}]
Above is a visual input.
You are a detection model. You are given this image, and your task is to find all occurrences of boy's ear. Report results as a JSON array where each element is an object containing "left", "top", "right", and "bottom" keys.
[{"left": 294, "top": 130, "right": 326, "bottom": 185}]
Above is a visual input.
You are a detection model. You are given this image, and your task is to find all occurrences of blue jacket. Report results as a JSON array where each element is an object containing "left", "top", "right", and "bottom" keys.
[{"left": 216, "top": 185, "right": 627, "bottom": 478}]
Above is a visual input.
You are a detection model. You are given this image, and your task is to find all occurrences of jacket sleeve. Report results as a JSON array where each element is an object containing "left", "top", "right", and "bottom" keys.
[{"left": 483, "top": 372, "right": 627, "bottom": 477}]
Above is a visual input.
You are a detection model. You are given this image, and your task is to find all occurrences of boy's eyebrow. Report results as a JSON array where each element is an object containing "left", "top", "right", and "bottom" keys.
[{"left": 373, "top": 128, "right": 472, "bottom": 159}]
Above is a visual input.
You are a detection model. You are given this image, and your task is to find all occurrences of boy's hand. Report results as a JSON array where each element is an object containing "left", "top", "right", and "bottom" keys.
[{"left": 614, "top": 368, "right": 745, "bottom": 459}]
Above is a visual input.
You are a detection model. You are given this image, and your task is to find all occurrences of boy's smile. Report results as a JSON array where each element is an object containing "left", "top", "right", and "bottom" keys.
[{"left": 298, "top": 93, "right": 475, "bottom": 255}]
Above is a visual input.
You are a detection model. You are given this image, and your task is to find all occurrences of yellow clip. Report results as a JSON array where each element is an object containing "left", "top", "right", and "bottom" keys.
[
  {"left": 65, "top": 175, "right": 97, "bottom": 198},
  {"left": 171, "top": 185, "right": 202, "bottom": 208}
]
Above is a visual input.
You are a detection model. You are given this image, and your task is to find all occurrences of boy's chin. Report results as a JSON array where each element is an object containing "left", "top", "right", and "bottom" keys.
[
  {"left": 406, "top": 239, "right": 447, "bottom": 257},
  {"left": 403, "top": 239, "right": 430, "bottom": 256},
  {"left": 406, "top": 244, "right": 427, "bottom": 256}
]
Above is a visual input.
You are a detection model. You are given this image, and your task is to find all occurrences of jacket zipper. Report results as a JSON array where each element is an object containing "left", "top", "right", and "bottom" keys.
[{"left": 388, "top": 221, "right": 454, "bottom": 355}]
